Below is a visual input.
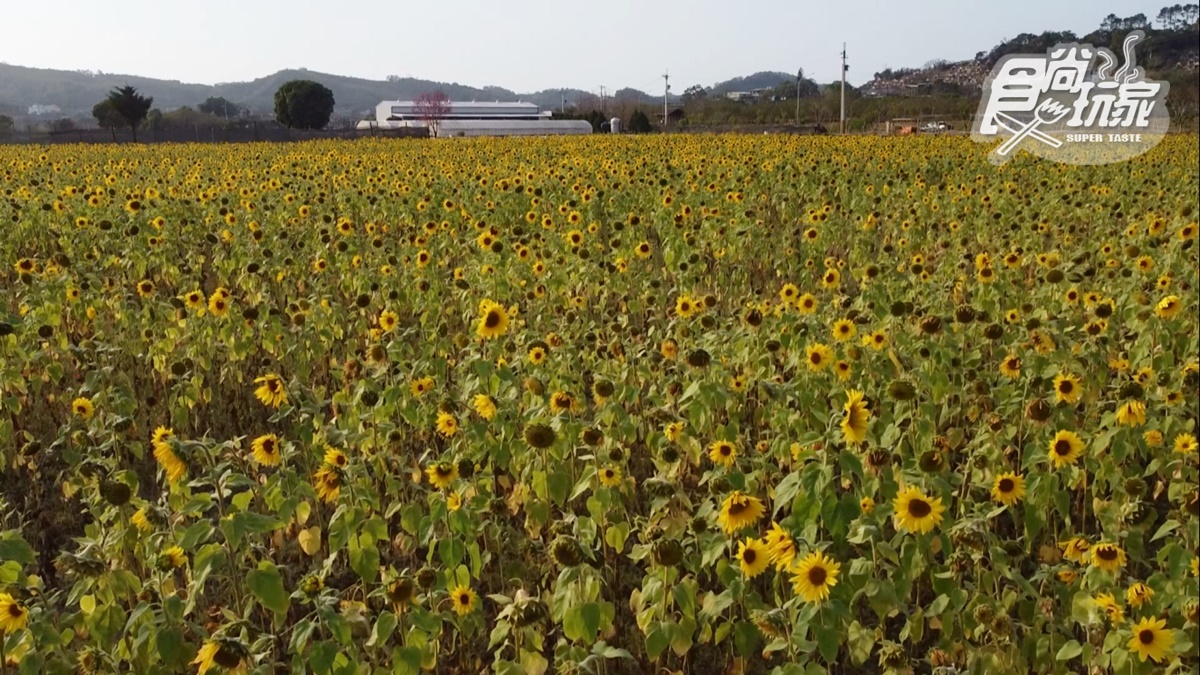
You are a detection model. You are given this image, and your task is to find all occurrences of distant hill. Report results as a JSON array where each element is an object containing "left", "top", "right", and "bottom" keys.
[{"left": 708, "top": 71, "right": 796, "bottom": 95}]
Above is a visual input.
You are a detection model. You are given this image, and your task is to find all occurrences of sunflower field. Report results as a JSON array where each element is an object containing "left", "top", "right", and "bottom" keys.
[{"left": 0, "top": 135, "right": 1198, "bottom": 675}]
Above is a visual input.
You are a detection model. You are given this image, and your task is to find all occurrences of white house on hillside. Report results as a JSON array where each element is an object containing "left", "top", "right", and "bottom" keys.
[{"left": 358, "top": 100, "right": 591, "bottom": 137}]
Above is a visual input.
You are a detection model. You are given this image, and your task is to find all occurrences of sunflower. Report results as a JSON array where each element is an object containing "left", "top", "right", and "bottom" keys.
[
  {"left": 1143, "top": 429, "right": 1164, "bottom": 447},
  {"left": 1091, "top": 542, "right": 1127, "bottom": 573},
  {"left": 477, "top": 300, "right": 509, "bottom": 340},
  {"left": 831, "top": 318, "right": 857, "bottom": 342},
  {"left": 251, "top": 434, "right": 282, "bottom": 467},
  {"left": 1048, "top": 430, "right": 1084, "bottom": 469},
  {"left": 472, "top": 394, "right": 497, "bottom": 421},
  {"left": 313, "top": 466, "right": 341, "bottom": 503},
  {"left": 527, "top": 346, "right": 547, "bottom": 365},
  {"left": 1174, "top": 433, "right": 1198, "bottom": 455},
  {"left": 999, "top": 355, "right": 1022, "bottom": 379},
  {"left": 990, "top": 472, "right": 1025, "bottom": 506},
  {"left": 1053, "top": 372, "right": 1082, "bottom": 404},
  {"left": 821, "top": 268, "right": 840, "bottom": 289},
  {"left": 549, "top": 391, "right": 578, "bottom": 415},
  {"left": 862, "top": 330, "right": 888, "bottom": 351},
  {"left": 410, "top": 376, "right": 435, "bottom": 397},
  {"left": 635, "top": 241, "right": 652, "bottom": 258},
  {"left": 790, "top": 551, "right": 841, "bottom": 604},
  {"left": 664, "top": 421, "right": 684, "bottom": 443},
  {"left": 136, "top": 279, "right": 155, "bottom": 298},
  {"left": 797, "top": 293, "right": 818, "bottom": 314},
  {"left": 208, "top": 291, "right": 230, "bottom": 317},
  {"left": 323, "top": 447, "right": 348, "bottom": 469},
  {"left": 379, "top": 310, "right": 399, "bottom": 332},
  {"left": 708, "top": 440, "right": 737, "bottom": 468},
  {"left": 436, "top": 412, "right": 458, "bottom": 438},
  {"left": 160, "top": 546, "right": 187, "bottom": 569},
  {"left": 675, "top": 295, "right": 698, "bottom": 319},
  {"left": 805, "top": 343, "right": 833, "bottom": 372},
  {"left": 660, "top": 340, "right": 678, "bottom": 359},
  {"left": 72, "top": 397, "right": 95, "bottom": 419},
  {"left": 779, "top": 283, "right": 799, "bottom": 303},
  {"left": 1059, "top": 536, "right": 1091, "bottom": 563},
  {"left": 718, "top": 491, "right": 765, "bottom": 534},
  {"left": 130, "top": 506, "right": 153, "bottom": 533},
  {"left": 1126, "top": 582, "right": 1154, "bottom": 608},
  {"left": 0, "top": 593, "right": 29, "bottom": 633},
  {"left": 763, "top": 522, "right": 796, "bottom": 571},
  {"left": 834, "top": 360, "right": 852, "bottom": 381},
  {"left": 736, "top": 538, "right": 770, "bottom": 579},
  {"left": 841, "top": 389, "right": 869, "bottom": 444},
  {"left": 427, "top": 462, "right": 459, "bottom": 490},
  {"left": 184, "top": 290, "right": 205, "bottom": 311},
  {"left": 892, "top": 486, "right": 945, "bottom": 534},
  {"left": 1127, "top": 616, "right": 1174, "bottom": 663},
  {"left": 449, "top": 585, "right": 477, "bottom": 616},
  {"left": 152, "top": 427, "right": 187, "bottom": 484},
  {"left": 1094, "top": 593, "right": 1125, "bottom": 625},
  {"left": 1154, "top": 295, "right": 1182, "bottom": 319},
  {"left": 1115, "top": 400, "right": 1146, "bottom": 427},
  {"left": 253, "top": 374, "right": 288, "bottom": 408},
  {"left": 598, "top": 465, "right": 622, "bottom": 488}
]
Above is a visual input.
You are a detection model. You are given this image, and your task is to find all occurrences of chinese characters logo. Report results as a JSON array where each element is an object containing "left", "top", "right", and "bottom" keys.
[{"left": 971, "top": 31, "right": 1170, "bottom": 165}]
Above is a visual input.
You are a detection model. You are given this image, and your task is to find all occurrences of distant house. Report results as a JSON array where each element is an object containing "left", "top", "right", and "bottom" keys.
[
  {"left": 656, "top": 108, "right": 686, "bottom": 124},
  {"left": 28, "top": 104, "right": 61, "bottom": 116}
]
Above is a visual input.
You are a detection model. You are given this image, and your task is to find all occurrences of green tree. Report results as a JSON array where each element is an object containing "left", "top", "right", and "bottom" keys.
[
  {"left": 92, "top": 99, "right": 124, "bottom": 141},
  {"left": 274, "top": 80, "right": 335, "bottom": 130},
  {"left": 628, "top": 110, "right": 652, "bottom": 133},
  {"left": 106, "top": 85, "right": 154, "bottom": 141},
  {"left": 198, "top": 97, "right": 240, "bottom": 119}
]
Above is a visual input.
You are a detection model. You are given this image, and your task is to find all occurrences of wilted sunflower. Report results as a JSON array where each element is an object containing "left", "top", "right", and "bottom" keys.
[
  {"left": 1094, "top": 593, "right": 1125, "bottom": 625},
  {"left": 791, "top": 551, "right": 841, "bottom": 604},
  {"left": 313, "top": 466, "right": 341, "bottom": 503},
  {"left": 841, "top": 389, "right": 869, "bottom": 444},
  {"left": 159, "top": 545, "right": 186, "bottom": 570},
  {"left": 449, "top": 584, "right": 477, "bottom": 616},
  {"left": 477, "top": 299, "right": 510, "bottom": 340},
  {"left": 718, "top": 491, "right": 765, "bottom": 534},
  {"left": 1048, "top": 430, "right": 1084, "bottom": 469},
  {"left": 1059, "top": 536, "right": 1091, "bottom": 563},
  {"left": 1053, "top": 372, "right": 1082, "bottom": 404},
  {"left": 436, "top": 412, "right": 458, "bottom": 438},
  {"left": 736, "top": 538, "right": 770, "bottom": 579},
  {"left": 152, "top": 426, "right": 187, "bottom": 484},
  {"left": 1126, "top": 582, "right": 1154, "bottom": 608},
  {"left": 1115, "top": 400, "right": 1146, "bottom": 427},
  {"left": 708, "top": 440, "right": 737, "bottom": 468},
  {"left": 251, "top": 434, "right": 282, "bottom": 467},
  {"left": 892, "top": 486, "right": 945, "bottom": 534},
  {"left": 72, "top": 397, "right": 95, "bottom": 419},
  {"left": 990, "top": 472, "right": 1025, "bottom": 506},
  {"left": 427, "top": 462, "right": 459, "bottom": 490},
  {"left": 253, "top": 374, "right": 288, "bottom": 408},
  {"left": 1127, "top": 616, "right": 1174, "bottom": 663},
  {"left": 1091, "top": 542, "right": 1127, "bottom": 573},
  {"left": 764, "top": 521, "right": 796, "bottom": 571},
  {"left": 0, "top": 593, "right": 29, "bottom": 633}
]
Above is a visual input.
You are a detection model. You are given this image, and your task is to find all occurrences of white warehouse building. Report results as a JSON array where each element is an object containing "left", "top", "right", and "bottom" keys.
[{"left": 358, "top": 100, "right": 591, "bottom": 137}]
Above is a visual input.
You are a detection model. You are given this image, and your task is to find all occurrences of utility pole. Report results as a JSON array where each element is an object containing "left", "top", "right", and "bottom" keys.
[
  {"left": 840, "top": 44, "right": 848, "bottom": 134},
  {"left": 560, "top": 89, "right": 565, "bottom": 114},
  {"left": 599, "top": 85, "right": 606, "bottom": 115},
  {"left": 662, "top": 70, "right": 670, "bottom": 128},
  {"left": 795, "top": 68, "right": 802, "bottom": 126}
]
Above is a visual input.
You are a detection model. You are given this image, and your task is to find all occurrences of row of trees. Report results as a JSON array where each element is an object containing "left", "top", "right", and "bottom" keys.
[{"left": 84, "top": 80, "right": 339, "bottom": 140}]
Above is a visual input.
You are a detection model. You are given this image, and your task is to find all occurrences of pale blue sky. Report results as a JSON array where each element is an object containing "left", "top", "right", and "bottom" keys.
[{"left": 0, "top": 0, "right": 1169, "bottom": 92}]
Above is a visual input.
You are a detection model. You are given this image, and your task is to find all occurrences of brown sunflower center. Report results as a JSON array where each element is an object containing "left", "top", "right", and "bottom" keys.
[
  {"left": 810, "top": 353, "right": 822, "bottom": 365},
  {"left": 262, "top": 439, "right": 275, "bottom": 454},
  {"left": 1096, "top": 547, "right": 1118, "bottom": 561},
  {"left": 742, "top": 549, "right": 757, "bottom": 564},
  {"left": 998, "top": 478, "right": 1014, "bottom": 493},
  {"left": 1054, "top": 440, "right": 1073, "bottom": 456},
  {"left": 727, "top": 501, "right": 748, "bottom": 517},
  {"left": 807, "top": 566, "right": 828, "bottom": 586},
  {"left": 1139, "top": 629, "right": 1155, "bottom": 645},
  {"left": 459, "top": 593, "right": 471, "bottom": 604},
  {"left": 1058, "top": 381, "right": 1074, "bottom": 394},
  {"left": 7, "top": 603, "right": 23, "bottom": 617},
  {"left": 907, "top": 498, "right": 932, "bottom": 518}
]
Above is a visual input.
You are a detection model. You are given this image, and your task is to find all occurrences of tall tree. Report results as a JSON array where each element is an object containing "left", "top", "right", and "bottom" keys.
[
  {"left": 413, "top": 91, "right": 451, "bottom": 138},
  {"left": 627, "top": 110, "right": 652, "bottom": 133},
  {"left": 106, "top": 85, "right": 153, "bottom": 141},
  {"left": 274, "top": 80, "right": 335, "bottom": 130}
]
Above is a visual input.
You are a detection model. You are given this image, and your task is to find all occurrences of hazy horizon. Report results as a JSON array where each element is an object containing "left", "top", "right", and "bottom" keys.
[{"left": 0, "top": 0, "right": 1171, "bottom": 93}]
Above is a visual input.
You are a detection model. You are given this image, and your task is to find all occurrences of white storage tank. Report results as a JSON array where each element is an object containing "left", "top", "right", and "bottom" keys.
[{"left": 609, "top": 118, "right": 622, "bottom": 134}]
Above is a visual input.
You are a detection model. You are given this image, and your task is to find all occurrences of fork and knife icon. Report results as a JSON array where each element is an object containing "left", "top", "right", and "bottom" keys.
[{"left": 991, "top": 99, "right": 1071, "bottom": 155}]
